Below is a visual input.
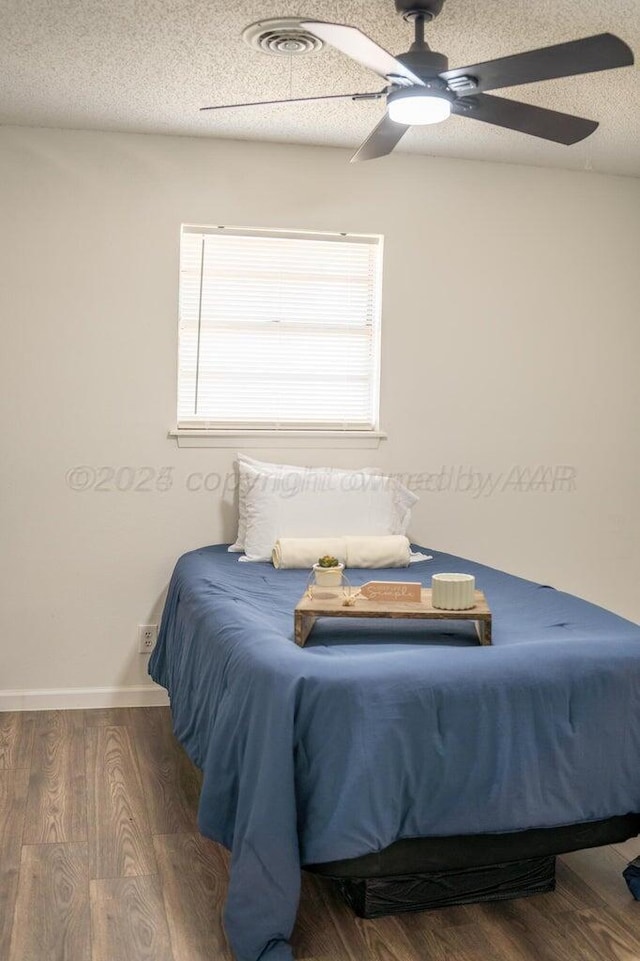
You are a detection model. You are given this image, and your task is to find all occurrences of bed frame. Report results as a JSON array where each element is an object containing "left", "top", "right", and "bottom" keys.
[{"left": 307, "top": 814, "right": 640, "bottom": 917}]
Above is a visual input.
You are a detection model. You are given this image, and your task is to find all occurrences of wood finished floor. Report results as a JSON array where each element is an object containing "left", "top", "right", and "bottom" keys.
[{"left": 1, "top": 706, "right": 639, "bottom": 961}]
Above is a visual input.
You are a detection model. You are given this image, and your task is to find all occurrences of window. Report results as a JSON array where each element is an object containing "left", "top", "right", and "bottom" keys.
[{"left": 177, "top": 225, "right": 383, "bottom": 433}]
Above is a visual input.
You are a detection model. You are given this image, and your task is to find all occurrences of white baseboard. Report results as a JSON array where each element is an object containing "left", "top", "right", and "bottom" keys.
[{"left": 0, "top": 684, "right": 169, "bottom": 712}]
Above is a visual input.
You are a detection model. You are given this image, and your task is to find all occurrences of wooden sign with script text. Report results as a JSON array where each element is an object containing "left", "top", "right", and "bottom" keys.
[{"left": 360, "top": 581, "right": 422, "bottom": 602}]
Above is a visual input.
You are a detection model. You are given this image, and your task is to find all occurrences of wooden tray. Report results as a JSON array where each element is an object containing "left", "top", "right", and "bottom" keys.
[{"left": 294, "top": 588, "right": 492, "bottom": 647}]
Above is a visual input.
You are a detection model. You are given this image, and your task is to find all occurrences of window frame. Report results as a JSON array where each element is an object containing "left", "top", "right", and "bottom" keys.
[{"left": 172, "top": 224, "right": 386, "bottom": 448}]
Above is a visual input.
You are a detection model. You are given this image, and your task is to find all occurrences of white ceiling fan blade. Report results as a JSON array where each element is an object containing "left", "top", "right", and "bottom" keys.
[{"left": 301, "top": 21, "right": 425, "bottom": 85}]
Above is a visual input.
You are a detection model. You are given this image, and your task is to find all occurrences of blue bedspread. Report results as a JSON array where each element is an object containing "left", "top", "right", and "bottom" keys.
[{"left": 149, "top": 545, "right": 640, "bottom": 961}]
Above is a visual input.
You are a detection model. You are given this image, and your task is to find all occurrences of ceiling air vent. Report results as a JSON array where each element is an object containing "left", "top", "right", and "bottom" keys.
[{"left": 242, "top": 18, "right": 324, "bottom": 56}]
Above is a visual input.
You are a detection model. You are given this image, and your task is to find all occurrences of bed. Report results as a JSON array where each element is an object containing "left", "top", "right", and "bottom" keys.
[{"left": 149, "top": 544, "right": 640, "bottom": 961}]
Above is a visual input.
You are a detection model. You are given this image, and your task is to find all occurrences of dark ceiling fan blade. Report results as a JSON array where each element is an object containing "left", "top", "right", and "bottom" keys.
[
  {"left": 300, "top": 20, "right": 425, "bottom": 85},
  {"left": 200, "top": 91, "right": 384, "bottom": 111},
  {"left": 441, "top": 33, "right": 633, "bottom": 93},
  {"left": 350, "top": 114, "right": 410, "bottom": 163},
  {"left": 452, "top": 93, "right": 598, "bottom": 144}
]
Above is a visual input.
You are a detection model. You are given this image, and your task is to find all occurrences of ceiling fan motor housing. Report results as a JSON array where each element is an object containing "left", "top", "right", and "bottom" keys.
[{"left": 397, "top": 47, "right": 449, "bottom": 78}]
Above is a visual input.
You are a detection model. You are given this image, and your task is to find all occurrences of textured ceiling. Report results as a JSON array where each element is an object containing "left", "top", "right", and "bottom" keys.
[{"left": 1, "top": 0, "right": 639, "bottom": 176}]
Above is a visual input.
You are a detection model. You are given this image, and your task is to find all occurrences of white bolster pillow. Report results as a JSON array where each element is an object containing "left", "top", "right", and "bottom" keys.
[
  {"left": 272, "top": 535, "right": 411, "bottom": 569},
  {"left": 345, "top": 534, "right": 411, "bottom": 569},
  {"left": 272, "top": 538, "right": 346, "bottom": 569}
]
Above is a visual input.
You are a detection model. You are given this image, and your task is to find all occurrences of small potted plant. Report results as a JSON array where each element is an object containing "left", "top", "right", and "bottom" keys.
[{"left": 313, "top": 555, "right": 345, "bottom": 587}]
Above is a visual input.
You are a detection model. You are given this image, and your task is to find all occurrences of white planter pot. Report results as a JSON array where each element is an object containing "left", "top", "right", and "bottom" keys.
[{"left": 312, "top": 563, "right": 345, "bottom": 587}]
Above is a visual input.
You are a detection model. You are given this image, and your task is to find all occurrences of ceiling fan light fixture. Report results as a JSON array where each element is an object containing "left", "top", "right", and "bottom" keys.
[{"left": 387, "top": 87, "right": 451, "bottom": 125}]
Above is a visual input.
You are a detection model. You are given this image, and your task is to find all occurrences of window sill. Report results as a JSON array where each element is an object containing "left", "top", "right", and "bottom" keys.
[{"left": 169, "top": 428, "right": 387, "bottom": 450}]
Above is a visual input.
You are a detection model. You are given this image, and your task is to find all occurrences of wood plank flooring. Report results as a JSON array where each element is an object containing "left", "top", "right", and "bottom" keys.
[{"left": 0, "top": 706, "right": 639, "bottom": 961}]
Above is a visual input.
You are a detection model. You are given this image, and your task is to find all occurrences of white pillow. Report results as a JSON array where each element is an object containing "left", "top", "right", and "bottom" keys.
[
  {"left": 229, "top": 454, "right": 381, "bottom": 552},
  {"left": 228, "top": 455, "right": 307, "bottom": 552},
  {"left": 239, "top": 459, "right": 417, "bottom": 562}
]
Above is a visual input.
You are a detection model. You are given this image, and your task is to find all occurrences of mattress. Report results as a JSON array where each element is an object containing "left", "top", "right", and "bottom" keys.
[{"left": 149, "top": 544, "right": 640, "bottom": 961}]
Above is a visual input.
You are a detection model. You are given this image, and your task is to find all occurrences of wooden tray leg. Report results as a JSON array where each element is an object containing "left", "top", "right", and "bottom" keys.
[
  {"left": 295, "top": 613, "right": 318, "bottom": 647},
  {"left": 475, "top": 619, "right": 492, "bottom": 646}
]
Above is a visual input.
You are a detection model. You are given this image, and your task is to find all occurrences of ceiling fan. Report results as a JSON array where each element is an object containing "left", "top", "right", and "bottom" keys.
[{"left": 201, "top": 0, "right": 634, "bottom": 162}]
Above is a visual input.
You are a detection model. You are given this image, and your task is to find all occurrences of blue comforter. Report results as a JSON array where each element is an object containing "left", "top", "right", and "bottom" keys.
[{"left": 149, "top": 545, "right": 640, "bottom": 961}]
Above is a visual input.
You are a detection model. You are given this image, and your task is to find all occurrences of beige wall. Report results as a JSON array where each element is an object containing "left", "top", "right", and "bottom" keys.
[{"left": 1, "top": 126, "right": 639, "bottom": 705}]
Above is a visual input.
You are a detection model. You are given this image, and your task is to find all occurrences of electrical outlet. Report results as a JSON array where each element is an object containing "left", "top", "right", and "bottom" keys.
[{"left": 138, "top": 624, "right": 158, "bottom": 654}]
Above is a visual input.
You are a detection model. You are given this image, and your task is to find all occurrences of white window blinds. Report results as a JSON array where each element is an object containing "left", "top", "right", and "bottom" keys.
[{"left": 177, "top": 225, "right": 383, "bottom": 430}]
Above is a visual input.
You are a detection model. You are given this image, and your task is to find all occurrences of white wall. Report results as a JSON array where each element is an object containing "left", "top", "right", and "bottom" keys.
[{"left": 1, "top": 126, "right": 639, "bottom": 707}]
